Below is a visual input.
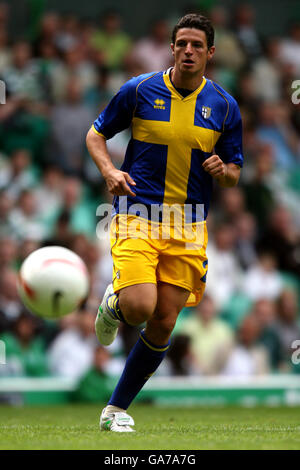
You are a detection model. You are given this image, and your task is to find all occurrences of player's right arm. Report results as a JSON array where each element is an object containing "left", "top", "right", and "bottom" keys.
[
  {"left": 86, "top": 129, "right": 136, "bottom": 197},
  {"left": 86, "top": 76, "right": 141, "bottom": 197}
]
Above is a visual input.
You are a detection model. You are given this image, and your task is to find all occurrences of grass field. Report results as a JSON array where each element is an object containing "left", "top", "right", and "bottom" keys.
[{"left": 0, "top": 404, "right": 299, "bottom": 450}]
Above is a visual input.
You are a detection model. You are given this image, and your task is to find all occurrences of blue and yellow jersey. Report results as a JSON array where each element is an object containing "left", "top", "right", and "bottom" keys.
[{"left": 92, "top": 69, "right": 243, "bottom": 221}]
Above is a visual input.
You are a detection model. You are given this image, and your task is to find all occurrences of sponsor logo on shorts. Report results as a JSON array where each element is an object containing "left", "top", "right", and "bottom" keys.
[{"left": 96, "top": 199, "right": 206, "bottom": 250}]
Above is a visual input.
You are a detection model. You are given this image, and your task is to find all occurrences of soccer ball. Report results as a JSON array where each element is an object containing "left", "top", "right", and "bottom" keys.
[{"left": 18, "top": 246, "right": 90, "bottom": 319}]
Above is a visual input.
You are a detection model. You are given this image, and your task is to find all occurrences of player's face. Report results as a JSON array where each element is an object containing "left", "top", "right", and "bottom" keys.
[{"left": 171, "top": 28, "right": 215, "bottom": 76}]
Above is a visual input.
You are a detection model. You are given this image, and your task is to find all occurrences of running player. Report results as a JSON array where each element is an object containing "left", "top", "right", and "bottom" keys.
[{"left": 86, "top": 13, "right": 243, "bottom": 432}]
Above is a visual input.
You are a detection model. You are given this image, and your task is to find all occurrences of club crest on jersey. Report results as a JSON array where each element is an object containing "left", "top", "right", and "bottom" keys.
[
  {"left": 154, "top": 98, "right": 166, "bottom": 110},
  {"left": 202, "top": 106, "right": 211, "bottom": 119}
]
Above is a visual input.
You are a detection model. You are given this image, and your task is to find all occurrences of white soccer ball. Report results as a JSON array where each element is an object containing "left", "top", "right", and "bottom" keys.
[{"left": 18, "top": 246, "right": 90, "bottom": 319}]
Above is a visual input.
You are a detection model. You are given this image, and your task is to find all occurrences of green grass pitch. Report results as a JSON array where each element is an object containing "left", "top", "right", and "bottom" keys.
[{"left": 0, "top": 404, "right": 299, "bottom": 450}]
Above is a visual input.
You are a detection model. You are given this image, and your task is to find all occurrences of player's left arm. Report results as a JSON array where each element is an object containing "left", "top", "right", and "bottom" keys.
[
  {"left": 203, "top": 96, "right": 243, "bottom": 187},
  {"left": 202, "top": 157, "right": 241, "bottom": 187}
]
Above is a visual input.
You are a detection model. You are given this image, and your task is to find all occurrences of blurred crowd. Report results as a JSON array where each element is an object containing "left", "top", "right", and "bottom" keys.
[{"left": 0, "top": 2, "right": 299, "bottom": 401}]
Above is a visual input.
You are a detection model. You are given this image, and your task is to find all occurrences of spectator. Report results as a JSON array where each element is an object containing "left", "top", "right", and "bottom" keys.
[
  {"left": 33, "top": 12, "right": 61, "bottom": 53},
  {"left": 48, "top": 78, "right": 94, "bottom": 175},
  {"left": 0, "top": 149, "right": 35, "bottom": 202},
  {"left": 206, "top": 223, "right": 241, "bottom": 309},
  {"left": 166, "top": 334, "right": 194, "bottom": 376},
  {"left": 222, "top": 314, "right": 270, "bottom": 376},
  {"left": 93, "top": 231, "right": 114, "bottom": 299},
  {"left": 251, "top": 299, "right": 282, "bottom": 370},
  {"left": 73, "top": 345, "right": 112, "bottom": 402},
  {"left": 44, "top": 210, "right": 73, "bottom": 248},
  {"left": 57, "top": 176, "right": 95, "bottom": 237},
  {"left": 242, "top": 252, "right": 283, "bottom": 301},
  {"left": 210, "top": 5, "right": 245, "bottom": 70},
  {"left": 0, "top": 190, "right": 15, "bottom": 238},
  {"left": 0, "top": 1, "right": 9, "bottom": 30},
  {"left": 274, "top": 289, "right": 300, "bottom": 371},
  {"left": 90, "top": 10, "right": 132, "bottom": 71},
  {"left": 252, "top": 38, "right": 283, "bottom": 102},
  {"left": 78, "top": 19, "right": 96, "bottom": 61},
  {"left": 17, "top": 239, "right": 40, "bottom": 267},
  {"left": 33, "top": 165, "right": 63, "bottom": 226},
  {"left": 79, "top": 238, "right": 104, "bottom": 297},
  {"left": 128, "top": 19, "right": 171, "bottom": 74},
  {"left": 242, "top": 144, "right": 275, "bottom": 230},
  {"left": 0, "top": 268, "right": 22, "bottom": 321},
  {"left": 69, "top": 233, "right": 90, "bottom": 264},
  {"left": 83, "top": 66, "right": 114, "bottom": 112},
  {"left": 0, "top": 79, "right": 49, "bottom": 161},
  {"left": 2, "top": 40, "right": 44, "bottom": 102},
  {"left": 234, "top": 3, "right": 262, "bottom": 61},
  {"left": 35, "top": 39, "right": 60, "bottom": 106},
  {"left": 0, "top": 237, "right": 17, "bottom": 271},
  {"left": 279, "top": 22, "right": 300, "bottom": 76},
  {"left": 0, "top": 311, "right": 48, "bottom": 376},
  {"left": 54, "top": 13, "right": 79, "bottom": 53},
  {"left": 48, "top": 303, "right": 97, "bottom": 380},
  {"left": 257, "top": 205, "right": 300, "bottom": 278},
  {"left": 256, "top": 102, "right": 299, "bottom": 170},
  {"left": 0, "top": 26, "right": 11, "bottom": 73},
  {"left": 49, "top": 43, "right": 98, "bottom": 103},
  {"left": 9, "top": 189, "right": 46, "bottom": 241},
  {"left": 180, "top": 295, "right": 234, "bottom": 375},
  {"left": 234, "top": 212, "right": 257, "bottom": 270},
  {"left": 235, "top": 70, "right": 260, "bottom": 114},
  {"left": 218, "top": 186, "right": 245, "bottom": 225}
]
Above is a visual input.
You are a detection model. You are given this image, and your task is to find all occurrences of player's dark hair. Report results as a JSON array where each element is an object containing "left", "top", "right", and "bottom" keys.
[{"left": 172, "top": 13, "right": 214, "bottom": 49}]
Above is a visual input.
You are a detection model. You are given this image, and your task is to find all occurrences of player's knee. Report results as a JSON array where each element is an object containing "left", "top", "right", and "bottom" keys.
[
  {"left": 158, "top": 316, "right": 177, "bottom": 338},
  {"left": 121, "top": 298, "right": 155, "bottom": 326},
  {"left": 148, "top": 314, "right": 177, "bottom": 341}
]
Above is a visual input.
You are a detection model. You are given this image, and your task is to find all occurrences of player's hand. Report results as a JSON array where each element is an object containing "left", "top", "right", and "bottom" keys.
[
  {"left": 202, "top": 154, "right": 227, "bottom": 178},
  {"left": 105, "top": 168, "right": 136, "bottom": 197}
]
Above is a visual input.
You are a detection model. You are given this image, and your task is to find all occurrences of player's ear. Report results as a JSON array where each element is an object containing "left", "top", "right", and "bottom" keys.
[
  {"left": 170, "top": 43, "right": 175, "bottom": 56},
  {"left": 207, "top": 45, "right": 215, "bottom": 60}
]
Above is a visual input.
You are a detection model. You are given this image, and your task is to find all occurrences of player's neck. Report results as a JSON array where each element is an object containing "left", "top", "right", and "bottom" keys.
[{"left": 171, "top": 66, "right": 204, "bottom": 91}]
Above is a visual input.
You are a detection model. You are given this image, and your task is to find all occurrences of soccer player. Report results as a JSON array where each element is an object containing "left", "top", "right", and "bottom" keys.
[{"left": 86, "top": 13, "right": 243, "bottom": 432}]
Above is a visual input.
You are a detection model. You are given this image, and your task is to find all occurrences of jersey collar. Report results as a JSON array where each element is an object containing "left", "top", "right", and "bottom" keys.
[{"left": 163, "top": 68, "right": 207, "bottom": 101}]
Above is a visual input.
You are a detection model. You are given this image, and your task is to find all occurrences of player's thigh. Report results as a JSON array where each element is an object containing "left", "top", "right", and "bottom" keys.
[
  {"left": 157, "top": 250, "right": 208, "bottom": 307},
  {"left": 111, "top": 234, "right": 159, "bottom": 293},
  {"left": 156, "top": 281, "right": 190, "bottom": 316},
  {"left": 111, "top": 233, "right": 159, "bottom": 322}
]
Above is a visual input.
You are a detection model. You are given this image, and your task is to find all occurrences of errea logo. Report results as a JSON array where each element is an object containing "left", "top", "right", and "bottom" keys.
[{"left": 154, "top": 98, "right": 165, "bottom": 110}]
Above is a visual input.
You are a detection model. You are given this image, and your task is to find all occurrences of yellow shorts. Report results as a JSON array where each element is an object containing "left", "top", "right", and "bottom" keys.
[{"left": 110, "top": 214, "right": 208, "bottom": 307}]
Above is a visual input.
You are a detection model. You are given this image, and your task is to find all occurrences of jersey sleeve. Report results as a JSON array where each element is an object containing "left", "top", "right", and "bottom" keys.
[
  {"left": 93, "top": 77, "right": 137, "bottom": 140},
  {"left": 215, "top": 98, "right": 244, "bottom": 167}
]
